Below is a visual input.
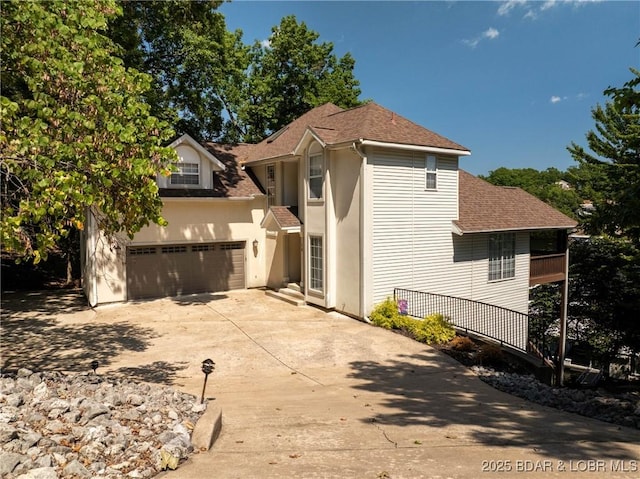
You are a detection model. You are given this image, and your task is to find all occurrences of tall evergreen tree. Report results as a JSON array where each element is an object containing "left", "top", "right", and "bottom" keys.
[{"left": 568, "top": 68, "right": 640, "bottom": 243}]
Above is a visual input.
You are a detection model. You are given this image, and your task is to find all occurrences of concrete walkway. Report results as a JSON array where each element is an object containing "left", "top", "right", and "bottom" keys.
[{"left": 2, "top": 289, "right": 639, "bottom": 478}]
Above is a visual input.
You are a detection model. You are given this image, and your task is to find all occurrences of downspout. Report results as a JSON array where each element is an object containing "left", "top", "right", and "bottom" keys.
[{"left": 352, "top": 141, "right": 371, "bottom": 323}]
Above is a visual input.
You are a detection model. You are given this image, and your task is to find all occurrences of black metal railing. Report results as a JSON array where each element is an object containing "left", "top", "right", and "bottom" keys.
[{"left": 394, "top": 288, "right": 548, "bottom": 363}]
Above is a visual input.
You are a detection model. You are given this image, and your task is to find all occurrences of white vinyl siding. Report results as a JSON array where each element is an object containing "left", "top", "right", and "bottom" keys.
[
  {"left": 370, "top": 153, "right": 530, "bottom": 317},
  {"left": 371, "top": 151, "right": 458, "bottom": 306},
  {"left": 449, "top": 232, "right": 530, "bottom": 313},
  {"left": 309, "top": 235, "right": 323, "bottom": 292},
  {"left": 171, "top": 162, "right": 199, "bottom": 185}
]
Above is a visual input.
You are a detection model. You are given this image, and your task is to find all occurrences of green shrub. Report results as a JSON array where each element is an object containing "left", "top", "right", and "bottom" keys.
[
  {"left": 369, "top": 299, "right": 455, "bottom": 345},
  {"left": 410, "top": 313, "right": 456, "bottom": 345},
  {"left": 369, "top": 297, "right": 402, "bottom": 329}
]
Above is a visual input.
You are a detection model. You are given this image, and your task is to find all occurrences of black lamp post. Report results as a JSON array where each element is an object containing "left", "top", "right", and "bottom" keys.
[{"left": 200, "top": 358, "right": 215, "bottom": 404}]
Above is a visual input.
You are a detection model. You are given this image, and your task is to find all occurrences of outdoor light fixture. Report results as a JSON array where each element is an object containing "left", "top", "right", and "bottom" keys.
[
  {"left": 252, "top": 239, "right": 259, "bottom": 249},
  {"left": 200, "top": 358, "right": 215, "bottom": 404}
]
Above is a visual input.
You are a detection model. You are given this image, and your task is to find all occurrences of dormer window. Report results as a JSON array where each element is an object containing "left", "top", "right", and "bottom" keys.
[{"left": 171, "top": 162, "right": 200, "bottom": 185}]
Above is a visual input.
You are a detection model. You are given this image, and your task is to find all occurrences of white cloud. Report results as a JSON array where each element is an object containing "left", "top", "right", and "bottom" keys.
[
  {"left": 497, "top": 0, "right": 528, "bottom": 16},
  {"left": 463, "top": 27, "right": 500, "bottom": 48},
  {"left": 497, "top": 0, "right": 601, "bottom": 19},
  {"left": 550, "top": 96, "right": 563, "bottom": 103},
  {"left": 484, "top": 27, "right": 500, "bottom": 40},
  {"left": 260, "top": 38, "right": 271, "bottom": 49}
]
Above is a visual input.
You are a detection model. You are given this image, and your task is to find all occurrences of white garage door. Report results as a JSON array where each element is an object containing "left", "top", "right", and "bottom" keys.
[{"left": 126, "top": 242, "right": 245, "bottom": 300}]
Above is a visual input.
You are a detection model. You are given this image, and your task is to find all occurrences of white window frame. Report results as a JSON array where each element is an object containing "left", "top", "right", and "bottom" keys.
[
  {"left": 309, "top": 235, "right": 324, "bottom": 293},
  {"left": 171, "top": 162, "right": 200, "bottom": 185},
  {"left": 425, "top": 155, "right": 437, "bottom": 190},
  {"left": 308, "top": 154, "right": 323, "bottom": 200},
  {"left": 266, "top": 164, "right": 276, "bottom": 208},
  {"left": 488, "top": 233, "right": 516, "bottom": 281}
]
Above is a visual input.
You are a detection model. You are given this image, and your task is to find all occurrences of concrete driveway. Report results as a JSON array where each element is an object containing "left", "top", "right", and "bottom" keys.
[{"left": 2, "top": 289, "right": 640, "bottom": 478}]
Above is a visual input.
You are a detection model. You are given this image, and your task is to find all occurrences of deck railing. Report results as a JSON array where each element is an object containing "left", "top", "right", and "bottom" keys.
[
  {"left": 530, "top": 253, "right": 566, "bottom": 285},
  {"left": 393, "top": 288, "right": 548, "bottom": 362}
]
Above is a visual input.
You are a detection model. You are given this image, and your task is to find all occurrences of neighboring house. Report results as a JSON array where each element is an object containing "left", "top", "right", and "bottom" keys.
[{"left": 83, "top": 102, "right": 577, "bottom": 324}]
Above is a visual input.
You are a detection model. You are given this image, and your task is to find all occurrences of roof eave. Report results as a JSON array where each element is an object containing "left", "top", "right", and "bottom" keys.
[
  {"left": 453, "top": 224, "right": 577, "bottom": 235},
  {"left": 292, "top": 128, "right": 327, "bottom": 156},
  {"left": 360, "top": 139, "right": 471, "bottom": 156},
  {"left": 169, "top": 134, "right": 227, "bottom": 171},
  {"left": 243, "top": 153, "right": 299, "bottom": 167}
]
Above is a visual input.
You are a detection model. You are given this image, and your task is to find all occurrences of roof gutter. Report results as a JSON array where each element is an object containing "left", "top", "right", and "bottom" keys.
[
  {"left": 452, "top": 223, "right": 577, "bottom": 235},
  {"left": 360, "top": 139, "right": 471, "bottom": 157},
  {"left": 242, "top": 153, "right": 299, "bottom": 168}
]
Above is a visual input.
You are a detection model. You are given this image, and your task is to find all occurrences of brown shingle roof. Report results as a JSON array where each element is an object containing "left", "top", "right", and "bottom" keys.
[
  {"left": 455, "top": 170, "right": 577, "bottom": 233},
  {"left": 160, "top": 143, "right": 263, "bottom": 198},
  {"left": 205, "top": 143, "right": 263, "bottom": 197},
  {"left": 269, "top": 206, "right": 301, "bottom": 229},
  {"left": 247, "top": 103, "right": 343, "bottom": 162},
  {"left": 245, "top": 102, "right": 469, "bottom": 163},
  {"left": 314, "top": 103, "right": 469, "bottom": 151}
]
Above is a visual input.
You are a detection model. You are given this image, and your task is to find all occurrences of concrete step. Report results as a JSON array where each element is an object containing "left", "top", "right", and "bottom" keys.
[
  {"left": 266, "top": 289, "right": 305, "bottom": 307},
  {"left": 286, "top": 283, "right": 302, "bottom": 293}
]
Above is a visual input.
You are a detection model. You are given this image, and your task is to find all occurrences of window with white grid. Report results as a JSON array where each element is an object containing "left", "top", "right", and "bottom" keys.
[
  {"left": 308, "top": 154, "right": 323, "bottom": 200},
  {"left": 309, "top": 236, "right": 323, "bottom": 292},
  {"left": 171, "top": 162, "right": 199, "bottom": 185},
  {"left": 425, "top": 155, "right": 437, "bottom": 190},
  {"left": 488, "top": 233, "right": 516, "bottom": 281},
  {"left": 266, "top": 164, "right": 276, "bottom": 208}
]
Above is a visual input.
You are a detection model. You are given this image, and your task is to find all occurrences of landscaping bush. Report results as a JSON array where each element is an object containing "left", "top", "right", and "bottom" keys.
[
  {"left": 449, "top": 335, "right": 476, "bottom": 352},
  {"left": 477, "top": 343, "right": 505, "bottom": 367},
  {"left": 369, "top": 299, "right": 456, "bottom": 345},
  {"left": 369, "top": 297, "right": 401, "bottom": 329},
  {"left": 411, "top": 313, "right": 456, "bottom": 344}
]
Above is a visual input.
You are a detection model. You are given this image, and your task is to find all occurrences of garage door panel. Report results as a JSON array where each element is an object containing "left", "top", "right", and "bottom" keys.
[{"left": 127, "top": 242, "right": 245, "bottom": 300}]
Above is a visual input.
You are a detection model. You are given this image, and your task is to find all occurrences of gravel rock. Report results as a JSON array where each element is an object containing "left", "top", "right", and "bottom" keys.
[
  {"left": 471, "top": 365, "right": 640, "bottom": 429},
  {"left": 0, "top": 371, "right": 205, "bottom": 478}
]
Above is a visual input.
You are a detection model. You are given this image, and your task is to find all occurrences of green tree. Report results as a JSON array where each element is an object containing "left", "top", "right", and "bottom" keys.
[
  {"left": 567, "top": 237, "right": 640, "bottom": 372},
  {"left": 480, "top": 167, "right": 582, "bottom": 219},
  {"left": 568, "top": 68, "right": 640, "bottom": 243},
  {"left": 238, "top": 15, "right": 362, "bottom": 142},
  {"left": 108, "top": 0, "right": 247, "bottom": 142},
  {"left": 1, "top": 0, "right": 176, "bottom": 262}
]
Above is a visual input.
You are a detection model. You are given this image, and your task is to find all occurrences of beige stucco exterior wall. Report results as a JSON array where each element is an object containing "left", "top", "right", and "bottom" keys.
[
  {"left": 87, "top": 198, "right": 267, "bottom": 305},
  {"left": 265, "top": 231, "right": 285, "bottom": 289},
  {"left": 331, "top": 148, "right": 362, "bottom": 317},
  {"left": 133, "top": 199, "right": 267, "bottom": 288},
  {"left": 84, "top": 210, "right": 127, "bottom": 305},
  {"left": 303, "top": 141, "right": 328, "bottom": 307}
]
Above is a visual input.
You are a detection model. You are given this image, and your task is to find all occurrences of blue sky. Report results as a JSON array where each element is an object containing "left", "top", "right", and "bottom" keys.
[{"left": 220, "top": 1, "right": 639, "bottom": 176}]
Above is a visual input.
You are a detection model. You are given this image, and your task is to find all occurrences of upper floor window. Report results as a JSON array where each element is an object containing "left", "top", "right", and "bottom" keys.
[
  {"left": 266, "top": 164, "right": 276, "bottom": 208},
  {"left": 425, "top": 155, "right": 437, "bottom": 190},
  {"left": 309, "top": 154, "right": 323, "bottom": 200},
  {"left": 171, "top": 162, "right": 199, "bottom": 185},
  {"left": 488, "top": 233, "right": 516, "bottom": 281}
]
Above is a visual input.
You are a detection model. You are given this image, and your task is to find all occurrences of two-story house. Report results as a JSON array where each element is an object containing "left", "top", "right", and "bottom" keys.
[{"left": 82, "top": 102, "right": 576, "bottom": 330}]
